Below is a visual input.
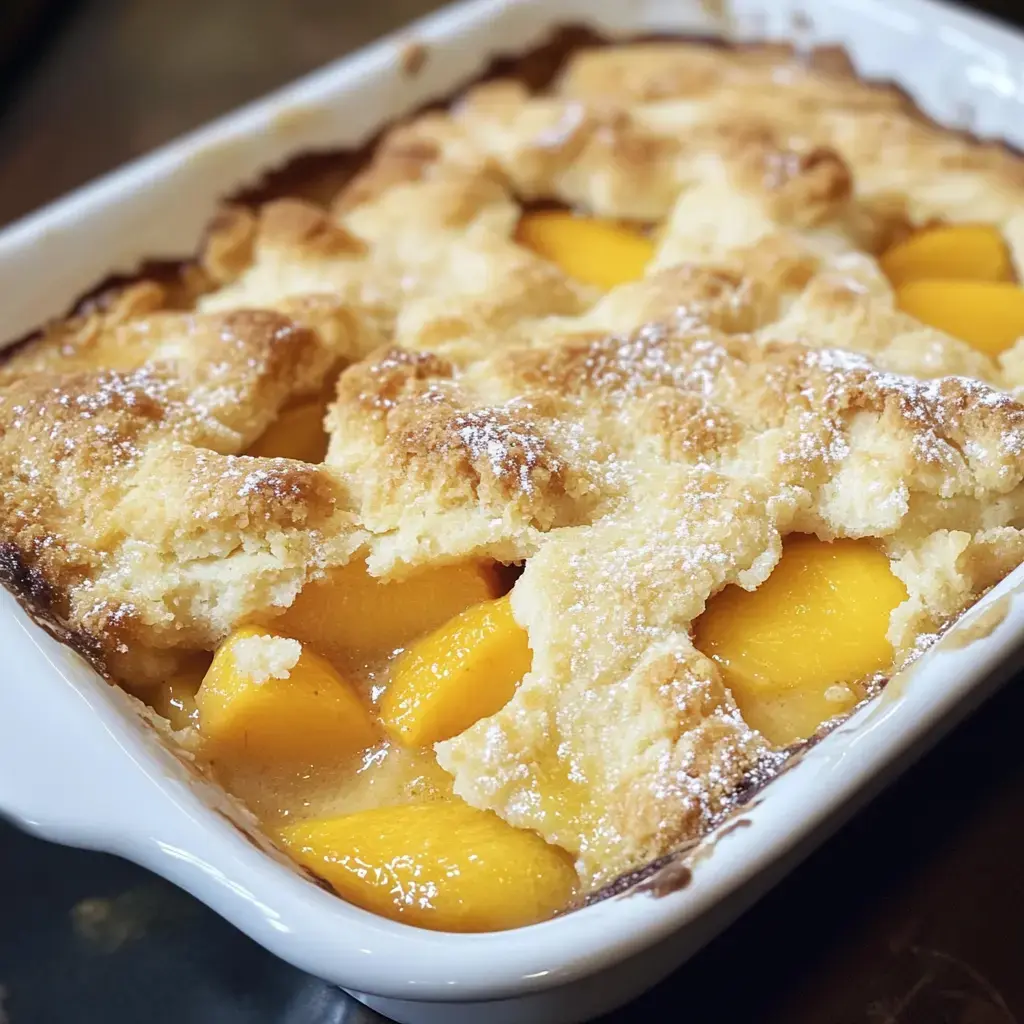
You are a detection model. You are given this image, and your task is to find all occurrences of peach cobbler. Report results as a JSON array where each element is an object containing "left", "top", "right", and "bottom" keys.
[{"left": 5, "top": 35, "right": 1024, "bottom": 931}]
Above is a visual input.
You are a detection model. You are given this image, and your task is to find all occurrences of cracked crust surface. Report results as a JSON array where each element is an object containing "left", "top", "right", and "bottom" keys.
[{"left": 4, "top": 38, "right": 1024, "bottom": 885}]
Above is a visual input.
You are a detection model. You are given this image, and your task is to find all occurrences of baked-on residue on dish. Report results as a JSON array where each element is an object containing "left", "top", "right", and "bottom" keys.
[{"left": 4, "top": 33, "right": 1024, "bottom": 908}]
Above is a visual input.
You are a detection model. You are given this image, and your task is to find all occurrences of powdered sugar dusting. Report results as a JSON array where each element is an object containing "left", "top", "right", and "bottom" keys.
[{"left": 452, "top": 408, "right": 562, "bottom": 495}]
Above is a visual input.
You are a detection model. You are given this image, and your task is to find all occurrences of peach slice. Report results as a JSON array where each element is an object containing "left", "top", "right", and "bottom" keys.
[
  {"left": 880, "top": 225, "right": 1013, "bottom": 287},
  {"left": 196, "top": 626, "right": 377, "bottom": 767},
  {"left": 278, "top": 801, "right": 577, "bottom": 931},
  {"left": 895, "top": 280, "right": 1024, "bottom": 357},
  {"left": 516, "top": 211, "right": 654, "bottom": 290},
  {"left": 246, "top": 398, "right": 329, "bottom": 463},
  {"left": 269, "top": 560, "right": 501, "bottom": 667},
  {"left": 693, "top": 536, "right": 907, "bottom": 747},
  {"left": 381, "top": 594, "right": 531, "bottom": 746}
]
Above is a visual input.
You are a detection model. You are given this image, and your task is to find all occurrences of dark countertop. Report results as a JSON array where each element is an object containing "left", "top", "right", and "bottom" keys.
[{"left": 1, "top": 2, "right": 1023, "bottom": 1022}]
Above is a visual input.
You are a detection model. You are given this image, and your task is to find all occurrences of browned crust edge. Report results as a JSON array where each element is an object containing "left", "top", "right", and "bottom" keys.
[{"left": 0, "top": 541, "right": 109, "bottom": 675}]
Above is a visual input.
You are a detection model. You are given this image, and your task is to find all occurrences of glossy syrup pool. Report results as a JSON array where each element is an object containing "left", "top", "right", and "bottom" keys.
[
  {"left": 214, "top": 737, "right": 454, "bottom": 830},
  {"left": 191, "top": 638, "right": 456, "bottom": 829}
]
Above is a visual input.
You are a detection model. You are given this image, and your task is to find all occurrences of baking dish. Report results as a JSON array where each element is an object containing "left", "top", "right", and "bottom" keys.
[{"left": 2, "top": 0, "right": 1024, "bottom": 1021}]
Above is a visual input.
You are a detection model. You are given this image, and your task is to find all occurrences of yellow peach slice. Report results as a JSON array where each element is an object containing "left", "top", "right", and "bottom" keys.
[
  {"left": 278, "top": 802, "right": 577, "bottom": 931},
  {"left": 693, "top": 536, "right": 907, "bottom": 747},
  {"left": 516, "top": 211, "right": 654, "bottom": 290},
  {"left": 881, "top": 225, "right": 1013, "bottom": 286},
  {"left": 895, "top": 279, "right": 1024, "bottom": 357},
  {"left": 246, "top": 399, "right": 329, "bottom": 463},
  {"left": 196, "top": 626, "right": 377, "bottom": 766},
  {"left": 381, "top": 594, "right": 531, "bottom": 746},
  {"left": 269, "top": 560, "right": 501, "bottom": 667}
]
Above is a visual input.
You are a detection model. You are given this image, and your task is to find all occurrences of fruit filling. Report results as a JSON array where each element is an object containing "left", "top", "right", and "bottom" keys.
[
  {"left": 278, "top": 802, "right": 578, "bottom": 932},
  {"left": 138, "top": 532, "right": 913, "bottom": 928},
  {"left": 266, "top": 559, "right": 500, "bottom": 670},
  {"left": 149, "top": 661, "right": 207, "bottom": 731},
  {"left": 693, "top": 536, "right": 908, "bottom": 747},
  {"left": 516, "top": 210, "right": 654, "bottom": 289},
  {"left": 880, "top": 225, "right": 1013, "bottom": 286},
  {"left": 381, "top": 594, "right": 531, "bottom": 747},
  {"left": 880, "top": 225, "right": 1024, "bottom": 356},
  {"left": 895, "top": 280, "right": 1024, "bottom": 357},
  {"left": 196, "top": 626, "right": 378, "bottom": 768},
  {"left": 178, "top": 559, "right": 546, "bottom": 931}
]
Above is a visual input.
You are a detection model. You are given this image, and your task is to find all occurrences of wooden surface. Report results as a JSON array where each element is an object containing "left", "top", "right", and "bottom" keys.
[{"left": 1, "top": 2, "right": 1023, "bottom": 1022}]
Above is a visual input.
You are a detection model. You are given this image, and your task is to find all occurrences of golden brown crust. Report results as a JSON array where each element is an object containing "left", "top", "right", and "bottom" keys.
[
  {"left": 6, "top": 37, "right": 1024, "bottom": 885},
  {"left": 331, "top": 115, "right": 465, "bottom": 214},
  {"left": 255, "top": 199, "right": 367, "bottom": 259},
  {"left": 0, "top": 306, "right": 362, "bottom": 681},
  {"left": 201, "top": 205, "right": 258, "bottom": 285}
]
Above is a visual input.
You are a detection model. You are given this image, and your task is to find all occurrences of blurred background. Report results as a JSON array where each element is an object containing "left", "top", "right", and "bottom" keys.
[
  {"left": 0, "top": 0, "right": 446, "bottom": 225},
  {"left": 1, "top": 2, "right": 1024, "bottom": 1022}
]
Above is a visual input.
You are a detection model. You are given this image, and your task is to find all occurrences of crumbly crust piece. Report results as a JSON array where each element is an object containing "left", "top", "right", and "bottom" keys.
[
  {"left": 0, "top": 302, "right": 363, "bottom": 681},
  {"left": 4, "top": 39, "right": 1024, "bottom": 884}
]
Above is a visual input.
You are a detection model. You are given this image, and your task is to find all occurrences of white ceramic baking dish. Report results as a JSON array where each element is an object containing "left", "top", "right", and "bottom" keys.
[{"left": 2, "top": 1, "right": 1024, "bottom": 1021}]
